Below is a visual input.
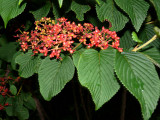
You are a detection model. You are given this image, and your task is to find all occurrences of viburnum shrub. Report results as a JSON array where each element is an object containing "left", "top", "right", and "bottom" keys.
[
  {"left": 16, "top": 17, "right": 123, "bottom": 59},
  {"left": 0, "top": 74, "right": 20, "bottom": 110}
]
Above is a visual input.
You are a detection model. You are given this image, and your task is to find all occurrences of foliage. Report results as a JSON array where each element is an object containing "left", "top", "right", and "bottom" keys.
[{"left": 0, "top": 0, "right": 160, "bottom": 120}]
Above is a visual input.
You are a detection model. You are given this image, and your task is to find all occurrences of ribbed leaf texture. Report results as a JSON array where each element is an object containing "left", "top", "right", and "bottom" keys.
[
  {"left": 38, "top": 56, "right": 75, "bottom": 101},
  {"left": 115, "top": 51, "right": 160, "bottom": 120},
  {"left": 0, "top": 0, "right": 26, "bottom": 28},
  {"left": 15, "top": 51, "right": 39, "bottom": 78},
  {"left": 139, "top": 24, "right": 160, "bottom": 48},
  {"left": 71, "top": 1, "right": 91, "bottom": 21},
  {"left": 151, "top": 0, "right": 160, "bottom": 20},
  {"left": 77, "top": 49, "right": 120, "bottom": 110},
  {"left": 119, "top": 30, "right": 136, "bottom": 50},
  {"left": 52, "top": 1, "right": 62, "bottom": 18},
  {"left": 30, "top": 1, "right": 51, "bottom": 20},
  {"left": 96, "top": 0, "right": 129, "bottom": 32},
  {"left": 141, "top": 47, "right": 160, "bottom": 68},
  {"left": 114, "top": 0, "right": 149, "bottom": 32}
]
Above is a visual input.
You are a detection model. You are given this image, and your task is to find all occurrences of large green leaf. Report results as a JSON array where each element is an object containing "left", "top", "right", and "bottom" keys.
[
  {"left": 114, "top": 0, "right": 149, "bottom": 32},
  {"left": 0, "top": 0, "right": 26, "bottom": 28},
  {"left": 150, "top": 0, "right": 160, "bottom": 20},
  {"left": 0, "top": 42, "right": 18, "bottom": 62},
  {"left": 38, "top": 56, "right": 75, "bottom": 100},
  {"left": 30, "top": 1, "right": 51, "bottom": 20},
  {"left": 139, "top": 24, "right": 160, "bottom": 48},
  {"left": 71, "top": 1, "right": 91, "bottom": 21},
  {"left": 119, "top": 30, "right": 136, "bottom": 50},
  {"left": 77, "top": 49, "right": 120, "bottom": 110},
  {"left": 15, "top": 51, "right": 39, "bottom": 78},
  {"left": 141, "top": 47, "right": 160, "bottom": 68},
  {"left": 115, "top": 51, "right": 160, "bottom": 120},
  {"left": 96, "top": 0, "right": 129, "bottom": 32}
]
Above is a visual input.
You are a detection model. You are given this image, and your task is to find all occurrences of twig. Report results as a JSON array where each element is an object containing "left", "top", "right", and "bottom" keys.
[
  {"left": 72, "top": 80, "right": 80, "bottom": 120},
  {"left": 33, "top": 97, "right": 50, "bottom": 120},
  {"left": 79, "top": 84, "right": 90, "bottom": 120},
  {"left": 120, "top": 87, "right": 127, "bottom": 120},
  {"left": 132, "top": 35, "right": 157, "bottom": 52},
  {"left": 16, "top": 84, "right": 23, "bottom": 96}
]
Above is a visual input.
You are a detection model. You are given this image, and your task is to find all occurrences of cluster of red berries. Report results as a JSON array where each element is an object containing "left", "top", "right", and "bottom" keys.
[
  {"left": 0, "top": 103, "right": 9, "bottom": 110},
  {"left": 0, "top": 76, "right": 20, "bottom": 110},
  {"left": 16, "top": 17, "right": 123, "bottom": 59}
]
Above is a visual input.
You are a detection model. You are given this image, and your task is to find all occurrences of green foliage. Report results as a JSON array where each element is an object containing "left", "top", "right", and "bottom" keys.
[
  {"left": 0, "top": 42, "right": 18, "bottom": 62},
  {"left": 75, "top": 49, "right": 120, "bottom": 109},
  {"left": 71, "top": 1, "right": 91, "bottom": 21},
  {"left": 58, "top": 0, "right": 63, "bottom": 8},
  {"left": 154, "top": 26, "right": 160, "bottom": 37},
  {"left": 30, "top": 1, "right": 51, "bottom": 20},
  {"left": 0, "top": 0, "right": 26, "bottom": 28},
  {"left": 15, "top": 51, "right": 40, "bottom": 78},
  {"left": 10, "top": 85, "right": 17, "bottom": 95},
  {"left": 141, "top": 47, "right": 160, "bottom": 68},
  {"left": 38, "top": 56, "right": 75, "bottom": 100},
  {"left": 151, "top": 0, "right": 160, "bottom": 20},
  {"left": 139, "top": 24, "right": 160, "bottom": 48},
  {"left": 132, "top": 31, "right": 143, "bottom": 43},
  {"left": 0, "top": 0, "right": 160, "bottom": 119},
  {"left": 5, "top": 93, "right": 33, "bottom": 120},
  {"left": 115, "top": 51, "right": 160, "bottom": 120},
  {"left": 119, "top": 30, "right": 136, "bottom": 50},
  {"left": 96, "top": 0, "right": 129, "bottom": 32},
  {"left": 114, "top": 0, "right": 149, "bottom": 32}
]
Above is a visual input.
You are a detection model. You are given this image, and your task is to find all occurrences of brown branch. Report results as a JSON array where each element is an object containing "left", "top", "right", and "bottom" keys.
[
  {"left": 79, "top": 84, "right": 90, "bottom": 120},
  {"left": 33, "top": 97, "right": 50, "bottom": 120},
  {"left": 72, "top": 80, "right": 80, "bottom": 120},
  {"left": 120, "top": 87, "right": 127, "bottom": 120}
]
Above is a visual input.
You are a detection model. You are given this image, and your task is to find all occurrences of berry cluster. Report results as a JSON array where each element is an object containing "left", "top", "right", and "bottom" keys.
[
  {"left": 0, "top": 76, "right": 20, "bottom": 110},
  {"left": 16, "top": 17, "right": 123, "bottom": 59}
]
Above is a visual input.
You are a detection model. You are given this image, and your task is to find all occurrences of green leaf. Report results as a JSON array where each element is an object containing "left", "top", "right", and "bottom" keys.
[
  {"left": 18, "top": 0, "right": 23, "bottom": 5},
  {"left": 115, "top": 51, "right": 160, "bottom": 120},
  {"left": 96, "top": 0, "right": 129, "bottom": 32},
  {"left": 15, "top": 51, "right": 37, "bottom": 78},
  {"left": 6, "top": 96, "right": 24, "bottom": 117},
  {"left": 132, "top": 31, "right": 143, "bottom": 43},
  {"left": 71, "top": 1, "right": 91, "bottom": 21},
  {"left": 150, "top": 0, "right": 160, "bottom": 20},
  {"left": 77, "top": 49, "right": 120, "bottom": 110},
  {"left": 72, "top": 49, "right": 85, "bottom": 68},
  {"left": 0, "top": 0, "right": 26, "bottom": 28},
  {"left": 10, "top": 85, "right": 17, "bottom": 95},
  {"left": 38, "top": 56, "right": 75, "bottom": 101},
  {"left": 119, "top": 30, "right": 136, "bottom": 50},
  {"left": 96, "top": 0, "right": 100, "bottom": 4},
  {"left": 154, "top": 26, "right": 160, "bottom": 37},
  {"left": 0, "top": 42, "right": 18, "bottom": 62},
  {"left": 30, "top": 1, "right": 51, "bottom": 20},
  {"left": 16, "top": 105, "right": 29, "bottom": 120},
  {"left": 139, "top": 24, "right": 160, "bottom": 48},
  {"left": 58, "top": 0, "right": 63, "bottom": 8},
  {"left": 11, "top": 51, "right": 22, "bottom": 70},
  {"left": 114, "top": 0, "right": 149, "bottom": 32},
  {"left": 24, "top": 97, "right": 36, "bottom": 110},
  {"left": 52, "top": 2, "right": 62, "bottom": 18},
  {"left": 141, "top": 47, "right": 160, "bottom": 68}
]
